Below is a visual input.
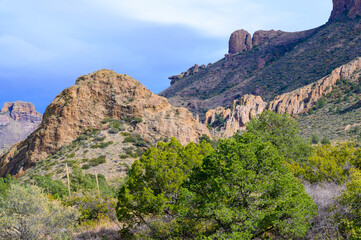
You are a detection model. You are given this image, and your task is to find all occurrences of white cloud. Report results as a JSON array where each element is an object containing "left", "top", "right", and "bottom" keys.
[{"left": 89, "top": 0, "right": 279, "bottom": 37}]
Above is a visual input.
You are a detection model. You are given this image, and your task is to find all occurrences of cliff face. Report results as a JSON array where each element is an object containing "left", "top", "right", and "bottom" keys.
[
  {"left": 205, "top": 95, "right": 267, "bottom": 138},
  {"left": 330, "top": 0, "right": 361, "bottom": 21},
  {"left": 1, "top": 102, "right": 42, "bottom": 122},
  {"left": 0, "top": 70, "right": 210, "bottom": 177},
  {"left": 0, "top": 102, "right": 42, "bottom": 153},
  {"left": 269, "top": 57, "right": 361, "bottom": 115},
  {"left": 160, "top": 0, "right": 361, "bottom": 117},
  {"left": 204, "top": 57, "right": 361, "bottom": 137}
]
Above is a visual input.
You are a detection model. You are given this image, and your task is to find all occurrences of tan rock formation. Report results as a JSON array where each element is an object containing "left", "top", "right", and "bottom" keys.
[
  {"left": 330, "top": 0, "right": 361, "bottom": 21},
  {"left": 269, "top": 57, "right": 361, "bottom": 115},
  {"left": 205, "top": 94, "right": 267, "bottom": 138},
  {"left": 0, "top": 102, "right": 42, "bottom": 153},
  {"left": 228, "top": 29, "right": 252, "bottom": 54},
  {"left": 0, "top": 70, "right": 210, "bottom": 177},
  {"left": 1, "top": 101, "right": 42, "bottom": 122}
]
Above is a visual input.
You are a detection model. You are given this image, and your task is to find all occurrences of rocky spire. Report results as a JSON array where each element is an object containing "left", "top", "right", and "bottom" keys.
[
  {"left": 228, "top": 29, "right": 252, "bottom": 54},
  {"left": 330, "top": 0, "right": 361, "bottom": 21}
]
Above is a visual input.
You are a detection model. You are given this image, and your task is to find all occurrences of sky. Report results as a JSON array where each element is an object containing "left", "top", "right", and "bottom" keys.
[{"left": 0, "top": 0, "right": 332, "bottom": 113}]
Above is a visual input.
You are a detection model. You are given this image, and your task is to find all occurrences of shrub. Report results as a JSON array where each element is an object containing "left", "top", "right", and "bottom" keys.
[
  {"left": 312, "top": 134, "right": 320, "bottom": 144},
  {"left": 333, "top": 168, "right": 361, "bottom": 239},
  {"left": 0, "top": 184, "right": 79, "bottom": 239},
  {"left": 321, "top": 137, "right": 331, "bottom": 145}
]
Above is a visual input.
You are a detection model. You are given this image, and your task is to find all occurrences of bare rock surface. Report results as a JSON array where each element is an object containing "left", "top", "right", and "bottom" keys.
[
  {"left": 205, "top": 95, "right": 267, "bottom": 138},
  {"left": 0, "top": 102, "right": 42, "bottom": 153},
  {"left": 269, "top": 57, "right": 361, "bottom": 115},
  {"left": 0, "top": 70, "right": 210, "bottom": 177},
  {"left": 228, "top": 29, "right": 252, "bottom": 54},
  {"left": 330, "top": 0, "right": 361, "bottom": 21}
]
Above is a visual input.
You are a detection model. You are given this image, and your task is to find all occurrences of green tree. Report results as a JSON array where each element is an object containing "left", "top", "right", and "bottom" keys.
[
  {"left": 116, "top": 137, "right": 212, "bottom": 238},
  {"left": 246, "top": 111, "right": 313, "bottom": 163},
  {"left": 185, "top": 133, "right": 317, "bottom": 239}
]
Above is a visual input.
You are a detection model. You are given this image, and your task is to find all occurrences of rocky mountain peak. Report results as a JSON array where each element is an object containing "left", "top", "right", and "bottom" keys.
[
  {"left": 1, "top": 101, "right": 42, "bottom": 122},
  {"left": 0, "top": 70, "right": 210, "bottom": 177},
  {"left": 330, "top": 0, "right": 361, "bottom": 21}
]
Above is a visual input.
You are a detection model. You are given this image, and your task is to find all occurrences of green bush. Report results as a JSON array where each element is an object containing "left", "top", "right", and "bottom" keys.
[
  {"left": 333, "top": 168, "right": 361, "bottom": 239},
  {"left": 0, "top": 184, "right": 79, "bottom": 239}
]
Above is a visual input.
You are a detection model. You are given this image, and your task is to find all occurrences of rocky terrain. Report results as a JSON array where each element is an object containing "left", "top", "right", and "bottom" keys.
[
  {"left": 0, "top": 70, "right": 210, "bottom": 178},
  {"left": 160, "top": 0, "right": 361, "bottom": 117},
  {"left": 205, "top": 57, "right": 361, "bottom": 140},
  {"left": 0, "top": 102, "right": 42, "bottom": 154}
]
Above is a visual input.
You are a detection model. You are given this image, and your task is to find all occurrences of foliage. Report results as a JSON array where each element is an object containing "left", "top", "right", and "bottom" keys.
[
  {"left": 290, "top": 143, "right": 361, "bottom": 183},
  {"left": 246, "top": 111, "right": 313, "bottom": 163},
  {"left": 0, "top": 184, "right": 79, "bottom": 240},
  {"left": 321, "top": 137, "right": 331, "bottom": 145},
  {"left": 333, "top": 168, "right": 361, "bottom": 239},
  {"left": 69, "top": 167, "right": 116, "bottom": 197},
  {"left": 184, "top": 133, "right": 317, "bottom": 239},
  {"left": 31, "top": 175, "right": 68, "bottom": 199},
  {"left": 65, "top": 189, "right": 114, "bottom": 225},
  {"left": 311, "top": 134, "right": 320, "bottom": 144},
  {"left": 116, "top": 137, "right": 212, "bottom": 238},
  {"left": 116, "top": 134, "right": 316, "bottom": 239}
]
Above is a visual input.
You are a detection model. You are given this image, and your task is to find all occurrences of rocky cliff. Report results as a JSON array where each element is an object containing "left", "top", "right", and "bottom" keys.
[
  {"left": 270, "top": 57, "right": 361, "bottom": 115},
  {"left": 0, "top": 102, "right": 42, "bottom": 153},
  {"left": 330, "top": 0, "right": 361, "bottom": 21},
  {"left": 0, "top": 70, "right": 210, "bottom": 177},
  {"left": 205, "top": 95, "right": 267, "bottom": 138},
  {"left": 205, "top": 57, "right": 361, "bottom": 138},
  {"left": 160, "top": 0, "right": 361, "bottom": 117},
  {"left": 228, "top": 28, "right": 318, "bottom": 55}
]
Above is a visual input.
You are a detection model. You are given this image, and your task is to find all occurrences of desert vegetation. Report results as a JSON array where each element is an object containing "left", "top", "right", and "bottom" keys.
[{"left": 2, "top": 112, "right": 361, "bottom": 239}]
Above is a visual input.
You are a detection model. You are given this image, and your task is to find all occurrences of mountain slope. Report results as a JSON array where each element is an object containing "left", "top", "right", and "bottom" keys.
[
  {"left": 0, "top": 70, "right": 209, "bottom": 177},
  {"left": 205, "top": 57, "right": 361, "bottom": 141},
  {"left": 0, "top": 102, "right": 42, "bottom": 153},
  {"left": 160, "top": 1, "right": 361, "bottom": 116}
]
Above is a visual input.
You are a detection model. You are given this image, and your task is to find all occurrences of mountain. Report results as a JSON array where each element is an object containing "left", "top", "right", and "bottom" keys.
[
  {"left": 205, "top": 57, "right": 361, "bottom": 141},
  {"left": 160, "top": 0, "right": 361, "bottom": 117},
  {"left": 0, "top": 102, "right": 42, "bottom": 154},
  {"left": 0, "top": 70, "right": 209, "bottom": 177}
]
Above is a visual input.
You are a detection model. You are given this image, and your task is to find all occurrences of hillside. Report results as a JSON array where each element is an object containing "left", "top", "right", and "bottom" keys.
[
  {"left": 0, "top": 102, "right": 42, "bottom": 154},
  {"left": 0, "top": 70, "right": 209, "bottom": 178},
  {"left": 160, "top": 0, "right": 361, "bottom": 117},
  {"left": 204, "top": 57, "right": 361, "bottom": 141}
]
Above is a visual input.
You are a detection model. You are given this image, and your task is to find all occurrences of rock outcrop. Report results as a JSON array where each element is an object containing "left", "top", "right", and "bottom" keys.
[
  {"left": 229, "top": 28, "right": 318, "bottom": 55},
  {"left": 330, "top": 0, "right": 361, "bottom": 21},
  {"left": 269, "top": 57, "right": 361, "bottom": 115},
  {"left": 0, "top": 102, "right": 42, "bottom": 153},
  {"left": 1, "top": 102, "right": 42, "bottom": 122},
  {"left": 205, "top": 95, "right": 267, "bottom": 138},
  {"left": 0, "top": 70, "right": 210, "bottom": 177},
  {"left": 228, "top": 29, "right": 252, "bottom": 54},
  {"left": 169, "top": 64, "right": 210, "bottom": 85}
]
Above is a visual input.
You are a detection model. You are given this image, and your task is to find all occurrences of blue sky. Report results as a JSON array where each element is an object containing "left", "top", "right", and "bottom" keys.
[{"left": 0, "top": 0, "right": 332, "bottom": 113}]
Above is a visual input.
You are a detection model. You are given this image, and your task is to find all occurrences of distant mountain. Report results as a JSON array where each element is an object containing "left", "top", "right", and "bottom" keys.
[
  {"left": 0, "top": 70, "right": 209, "bottom": 178},
  {"left": 0, "top": 101, "right": 42, "bottom": 154},
  {"left": 160, "top": 0, "right": 361, "bottom": 117}
]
